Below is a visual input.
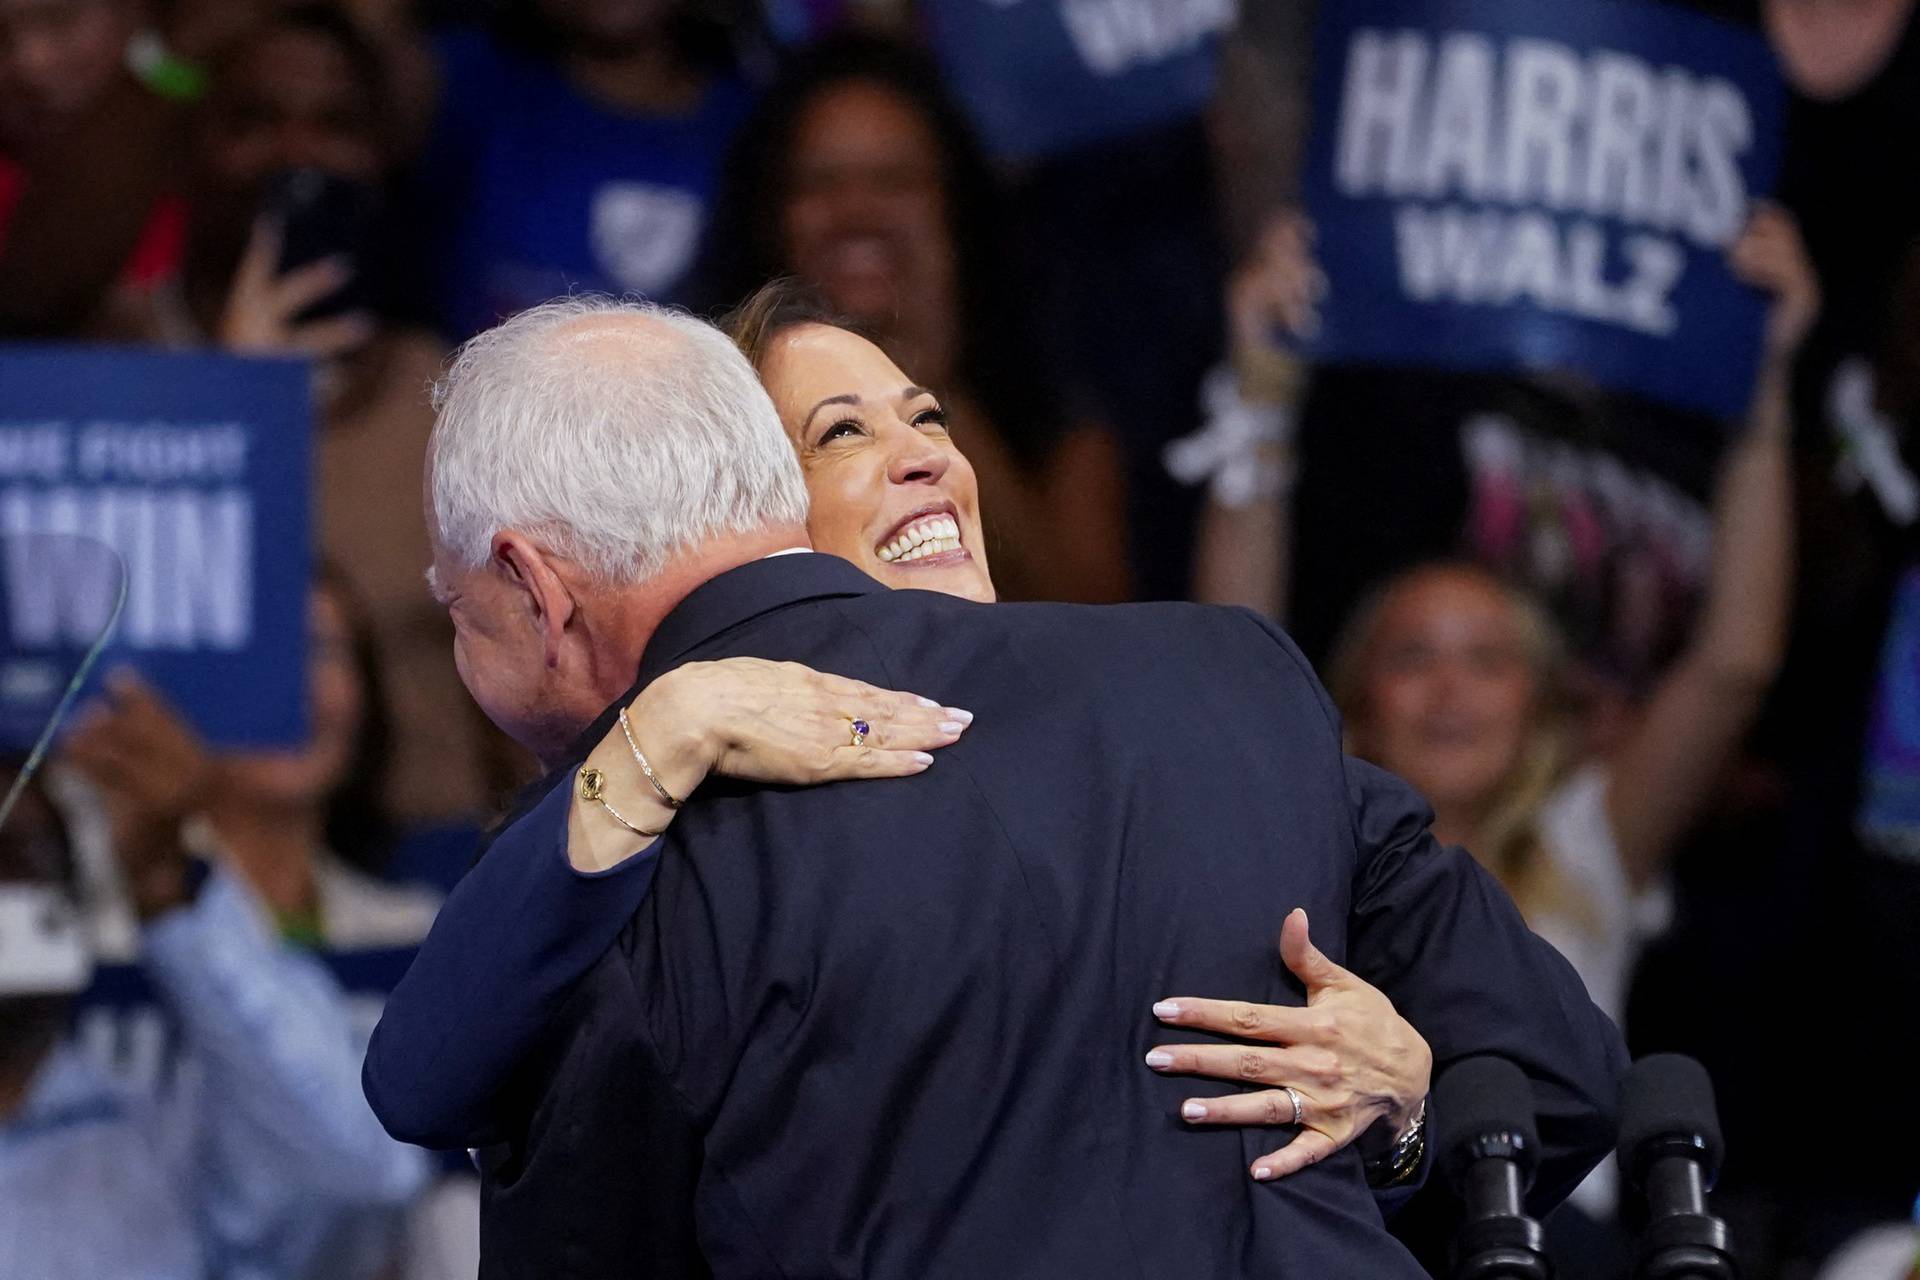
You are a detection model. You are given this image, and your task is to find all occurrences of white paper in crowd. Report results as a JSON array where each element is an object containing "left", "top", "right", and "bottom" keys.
[{"left": 0, "top": 885, "right": 93, "bottom": 997}]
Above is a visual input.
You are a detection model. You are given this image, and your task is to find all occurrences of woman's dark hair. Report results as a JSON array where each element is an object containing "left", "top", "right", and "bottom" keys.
[
  {"left": 315, "top": 564, "right": 397, "bottom": 874},
  {"left": 690, "top": 32, "right": 1068, "bottom": 465}
]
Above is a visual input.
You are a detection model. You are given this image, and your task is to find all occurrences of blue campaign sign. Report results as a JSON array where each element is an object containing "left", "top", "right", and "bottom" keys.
[
  {"left": 920, "top": 0, "right": 1230, "bottom": 161},
  {"left": 0, "top": 346, "right": 311, "bottom": 747},
  {"left": 1300, "top": 0, "right": 1786, "bottom": 420}
]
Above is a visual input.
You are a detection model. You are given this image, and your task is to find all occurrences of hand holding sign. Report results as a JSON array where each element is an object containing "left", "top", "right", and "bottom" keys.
[
  {"left": 1728, "top": 201, "right": 1820, "bottom": 372},
  {"left": 63, "top": 672, "right": 216, "bottom": 920},
  {"left": 1230, "top": 212, "right": 1327, "bottom": 363}
]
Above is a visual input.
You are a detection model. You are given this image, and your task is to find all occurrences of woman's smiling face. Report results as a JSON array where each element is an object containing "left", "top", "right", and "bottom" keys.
[{"left": 759, "top": 323, "right": 993, "bottom": 602}]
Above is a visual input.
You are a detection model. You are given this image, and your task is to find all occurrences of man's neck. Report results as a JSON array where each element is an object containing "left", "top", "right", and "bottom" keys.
[{"left": 539, "top": 524, "right": 810, "bottom": 769}]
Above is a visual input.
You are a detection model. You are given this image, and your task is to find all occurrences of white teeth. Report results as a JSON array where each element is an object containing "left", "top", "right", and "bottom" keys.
[
  {"left": 890, "top": 535, "right": 961, "bottom": 564},
  {"left": 876, "top": 515, "right": 964, "bottom": 563}
]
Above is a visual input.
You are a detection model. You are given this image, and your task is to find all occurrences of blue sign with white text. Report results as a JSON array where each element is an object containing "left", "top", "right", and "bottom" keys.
[
  {"left": 920, "top": 0, "right": 1230, "bottom": 160},
  {"left": 0, "top": 346, "right": 311, "bottom": 747},
  {"left": 1301, "top": 0, "right": 1785, "bottom": 420}
]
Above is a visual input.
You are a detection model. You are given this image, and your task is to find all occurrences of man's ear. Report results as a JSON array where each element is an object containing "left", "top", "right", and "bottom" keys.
[{"left": 493, "top": 531, "right": 576, "bottom": 669}]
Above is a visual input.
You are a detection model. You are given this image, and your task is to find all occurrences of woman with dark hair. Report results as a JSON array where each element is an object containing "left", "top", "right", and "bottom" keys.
[{"left": 691, "top": 32, "right": 1132, "bottom": 603}]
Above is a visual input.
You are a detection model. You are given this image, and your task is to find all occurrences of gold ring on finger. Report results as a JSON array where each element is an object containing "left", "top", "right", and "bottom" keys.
[{"left": 849, "top": 717, "right": 870, "bottom": 748}]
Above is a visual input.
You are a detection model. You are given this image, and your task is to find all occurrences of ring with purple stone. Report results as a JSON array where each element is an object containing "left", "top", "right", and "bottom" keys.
[{"left": 848, "top": 718, "right": 870, "bottom": 748}]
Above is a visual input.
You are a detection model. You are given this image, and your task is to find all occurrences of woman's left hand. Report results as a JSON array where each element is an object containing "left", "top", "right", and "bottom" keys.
[{"left": 1146, "top": 908, "right": 1432, "bottom": 1182}]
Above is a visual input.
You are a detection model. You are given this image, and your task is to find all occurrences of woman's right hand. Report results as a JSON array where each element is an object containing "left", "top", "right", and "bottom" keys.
[
  {"left": 567, "top": 659, "right": 972, "bottom": 871},
  {"left": 217, "top": 217, "right": 374, "bottom": 361}
]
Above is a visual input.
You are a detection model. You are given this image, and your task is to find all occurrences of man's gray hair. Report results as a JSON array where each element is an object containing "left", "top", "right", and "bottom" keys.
[{"left": 428, "top": 296, "right": 810, "bottom": 582}]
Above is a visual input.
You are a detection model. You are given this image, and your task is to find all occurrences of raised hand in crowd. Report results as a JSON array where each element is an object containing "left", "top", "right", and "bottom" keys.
[
  {"left": 216, "top": 216, "right": 375, "bottom": 361},
  {"left": 1733, "top": 198, "right": 1822, "bottom": 420},
  {"left": 61, "top": 671, "right": 214, "bottom": 921},
  {"left": 567, "top": 657, "right": 973, "bottom": 873},
  {"left": 1600, "top": 201, "right": 1817, "bottom": 888},
  {"left": 1181, "top": 207, "right": 1324, "bottom": 617},
  {"left": 1147, "top": 908, "right": 1432, "bottom": 1183},
  {"left": 1227, "top": 210, "right": 1325, "bottom": 365}
]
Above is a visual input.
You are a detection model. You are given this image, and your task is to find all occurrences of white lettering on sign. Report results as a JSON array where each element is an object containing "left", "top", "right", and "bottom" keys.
[
  {"left": 0, "top": 424, "right": 70, "bottom": 482},
  {"left": 1058, "top": 0, "right": 1233, "bottom": 77},
  {"left": 1395, "top": 206, "right": 1683, "bottom": 335},
  {"left": 75, "top": 423, "right": 249, "bottom": 483},
  {"left": 0, "top": 486, "right": 253, "bottom": 650},
  {"left": 1334, "top": 29, "right": 1753, "bottom": 248}
]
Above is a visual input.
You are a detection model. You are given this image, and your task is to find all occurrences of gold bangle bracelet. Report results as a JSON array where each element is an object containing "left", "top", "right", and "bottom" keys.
[
  {"left": 578, "top": 767, "right": 664, "bottom": 839},
  {"left": 617, "top": 707, "right": 682, "bottom": 809}
]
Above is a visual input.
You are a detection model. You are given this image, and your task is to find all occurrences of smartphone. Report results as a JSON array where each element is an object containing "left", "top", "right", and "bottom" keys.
[{"left": 259, "top": 168, "right": 381, "bottom": 321}]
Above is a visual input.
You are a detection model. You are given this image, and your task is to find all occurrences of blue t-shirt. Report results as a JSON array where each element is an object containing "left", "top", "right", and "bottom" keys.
[{"left": 423, "top": 30, "right": 752, "bottom": 340}]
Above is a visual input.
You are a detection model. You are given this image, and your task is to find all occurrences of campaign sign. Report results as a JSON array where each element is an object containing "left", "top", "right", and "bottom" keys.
[
  {"left": 0, "top": 346, "right": 310, "bottom": 747},
  {"left": 1300, "top": 0, "right": 1785, "bottom": 420},
  {"left": 920, "top": 0, "right": 1230, "bottom": 161}
]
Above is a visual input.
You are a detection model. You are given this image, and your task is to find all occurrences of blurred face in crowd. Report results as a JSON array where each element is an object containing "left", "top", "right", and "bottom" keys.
[
  {"left": 219, "top": 585, "right": 364, "bottom": 809},
  {"left": 761, "top": 322, "right": 993, "bottom": 602},
  {"left": 783, "top": 80, "right": 957, "bottom": 332},
  {"left": 534, "top": 0, "right": 672, "bottom": 51},
  {"left": 1347, "top": 568, "right": 1538, "bottom": 816},
  {"left": 196, "top": 24, "right": 383, "bottom": 214},
  {"left": 0, "top": 0, "right": 138, "bottom": 151}
]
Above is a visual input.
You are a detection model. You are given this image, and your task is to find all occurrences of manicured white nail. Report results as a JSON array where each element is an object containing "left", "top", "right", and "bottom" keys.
[
  {"left": 1252, "top": 1166, "right": 1273, "bottom": 1181},
  {"left": 916, "top": 696, "right": 940, "bottom": 708},
  {"left": 1152, "top": 1000, "right": 1181, "bottom": 1019},
  {"left": 1181, "top": 1101, "right": 1207, "bottom": 1121},
  {"left": 938, "top": 721, "right": 967, "bottom": 735},
  {"left": 945, "top": 708, "right": 974, "bottom": 725},
  {"left": 910, "top": 752, "right": 934, "bottom": 766},
  {"left": 1145, "top": 1050, "right": 1173, "bottom": 1070}
]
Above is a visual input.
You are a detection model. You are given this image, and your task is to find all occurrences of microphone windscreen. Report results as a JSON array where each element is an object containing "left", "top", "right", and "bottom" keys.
[
  {"left": 1433, "top": 1056, "right": 1539, "bottom": 1190},
  {"left": 1618, "top": 1053, "right": 1724, "bottom": 1186}
]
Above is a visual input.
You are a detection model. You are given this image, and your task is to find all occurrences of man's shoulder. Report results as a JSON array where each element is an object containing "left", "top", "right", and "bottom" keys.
[{"left": 839, "top": 592, "right": 1313, "bottom": 679}]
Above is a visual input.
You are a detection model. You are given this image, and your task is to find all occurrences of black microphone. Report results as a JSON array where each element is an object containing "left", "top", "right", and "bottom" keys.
[
  {"left": 1619, "top": 1054, "right": 1737, "bottom": 1280},
  {"left": 1435, "top": 1056, "right": 1552, "bottom": 1280}
]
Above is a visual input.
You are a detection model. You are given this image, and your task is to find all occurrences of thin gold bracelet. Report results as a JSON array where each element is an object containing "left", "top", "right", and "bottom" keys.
[
  {"left": 617, "top": 707, "right": 682, "bottom": 809},
  {"left": 577, "top": 767, "right": 664, "bottom": 839}
]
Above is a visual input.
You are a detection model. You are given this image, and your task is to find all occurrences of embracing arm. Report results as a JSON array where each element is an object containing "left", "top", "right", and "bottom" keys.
[
  {"left": 1232, "top": 614, "right": 1624, "bottom": 1211},
  {"left": 364, "top": 660, "right": 972, "bottom": 1149},
  {"left": 363, "top": 774, "right": 654, "bottom": 1149},
  {"left": 1339, "top": 752, "right": 1626, "bottom": 1213}
]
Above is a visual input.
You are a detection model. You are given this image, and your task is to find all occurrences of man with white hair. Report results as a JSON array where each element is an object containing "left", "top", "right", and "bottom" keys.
[
  {"left": 421, "top": 299, "right": 813, "bottom": 768},
  {"left": 387, "top": 297, "right": 1623, "bottom": 1277}
]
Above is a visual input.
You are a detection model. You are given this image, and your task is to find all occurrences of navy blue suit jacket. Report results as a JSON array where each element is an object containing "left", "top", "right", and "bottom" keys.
[{"left": 371, "top": 554, "right": 1624, "bottom": 1278}]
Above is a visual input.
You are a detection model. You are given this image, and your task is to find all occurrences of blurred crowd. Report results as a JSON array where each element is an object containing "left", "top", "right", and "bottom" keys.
[{"left": 0, "top": 0, "right": 1916, "bottom": 1277}]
